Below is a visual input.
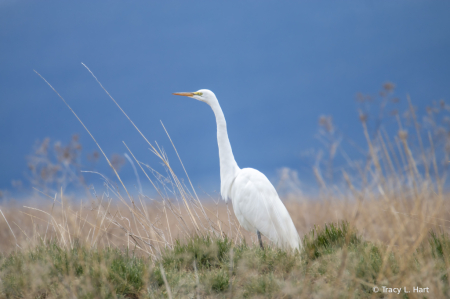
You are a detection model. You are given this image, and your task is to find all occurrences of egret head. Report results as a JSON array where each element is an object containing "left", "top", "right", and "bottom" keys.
[{"left": 173, "top": 89, "right": 217, "bottom": 105}]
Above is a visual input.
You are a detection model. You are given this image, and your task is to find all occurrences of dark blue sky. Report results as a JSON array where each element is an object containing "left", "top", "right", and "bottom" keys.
[{"left": 1, "top": 1, "right": 450, "bottom": 196}]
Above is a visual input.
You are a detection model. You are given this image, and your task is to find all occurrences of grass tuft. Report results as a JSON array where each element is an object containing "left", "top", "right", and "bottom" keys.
[{"left": 302, "top": 220, "right": 361, "bottom": 260}]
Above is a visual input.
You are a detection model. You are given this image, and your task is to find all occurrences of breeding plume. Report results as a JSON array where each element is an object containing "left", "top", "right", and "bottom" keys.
[{"left": 174, "top": 89, "right": 300, "bottom": 250}]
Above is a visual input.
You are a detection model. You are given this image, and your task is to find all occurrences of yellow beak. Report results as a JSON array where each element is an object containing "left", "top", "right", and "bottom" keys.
[{"left": 173, "top": 92, "right": 195, "bottom": 97}]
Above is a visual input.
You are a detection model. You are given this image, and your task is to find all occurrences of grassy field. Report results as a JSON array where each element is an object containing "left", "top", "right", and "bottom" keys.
[
  {"left": 0, "top": 194, "right": 448, "bottom": 298},
  {"left": 1, "top": 82, "right": 449, "bottom": 298}
]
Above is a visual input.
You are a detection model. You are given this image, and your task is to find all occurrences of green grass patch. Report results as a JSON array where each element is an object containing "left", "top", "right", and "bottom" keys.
[{"left": 1, "top": 221, "right": 449, "bottom": 298}]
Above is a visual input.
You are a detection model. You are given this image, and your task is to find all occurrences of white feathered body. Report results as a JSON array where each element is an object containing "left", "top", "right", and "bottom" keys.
[{"left": 229, "top": 168, "right": 300, "bottom": 249}]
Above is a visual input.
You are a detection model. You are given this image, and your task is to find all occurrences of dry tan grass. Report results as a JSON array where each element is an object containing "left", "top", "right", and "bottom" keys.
[
  {"left": 1, "top": 187, "right": 448, "bottom": 254},
  {"left": 1, "top": 189, "right": 449, "bottom": 298}
]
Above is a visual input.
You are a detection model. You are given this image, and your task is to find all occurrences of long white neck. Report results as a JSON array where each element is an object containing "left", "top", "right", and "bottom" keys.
[{"left": 209, "top": 100, "right": 240, "bottom": 201}]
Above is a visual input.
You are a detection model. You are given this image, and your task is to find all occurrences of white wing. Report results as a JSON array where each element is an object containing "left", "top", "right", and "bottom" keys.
[{"left": 229, "top": 168, "right": 301, "bottom": 250}]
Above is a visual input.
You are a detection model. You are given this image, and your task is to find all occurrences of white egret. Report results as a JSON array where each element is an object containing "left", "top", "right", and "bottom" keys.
[{"left": 173, "top": 89, "right": 301, "bottom": 250}]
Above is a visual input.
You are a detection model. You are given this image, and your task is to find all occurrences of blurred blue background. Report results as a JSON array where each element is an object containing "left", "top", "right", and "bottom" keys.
[{"left": 1, "top": 1, "right": 449, "bottom": 197}]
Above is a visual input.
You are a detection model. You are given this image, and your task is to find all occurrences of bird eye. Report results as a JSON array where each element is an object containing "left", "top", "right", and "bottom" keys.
[{"left": 196, "top": 92, "right": 203, "bottom": 96}]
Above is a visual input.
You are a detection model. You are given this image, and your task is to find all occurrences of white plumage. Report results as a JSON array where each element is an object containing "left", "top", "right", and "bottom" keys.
[{"left": 174, "top": 89, "right": 301, "bottom": 250}]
